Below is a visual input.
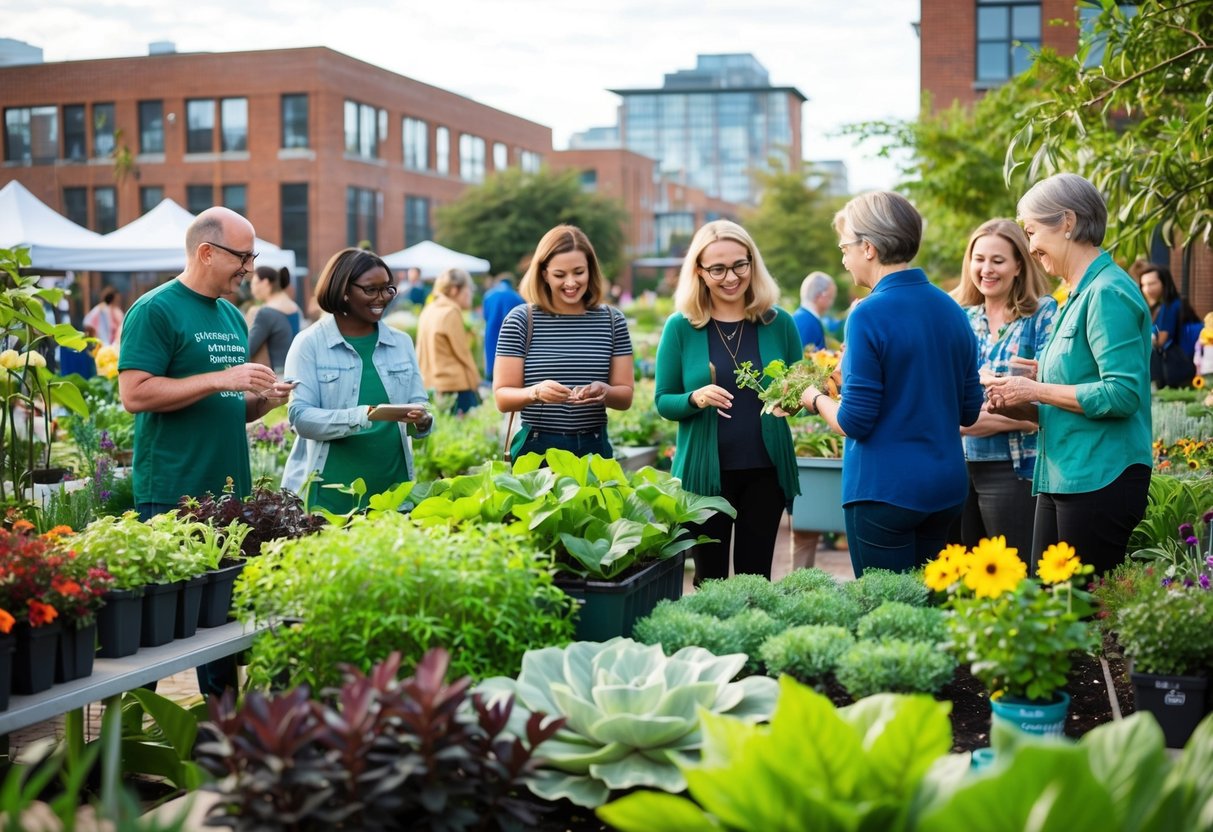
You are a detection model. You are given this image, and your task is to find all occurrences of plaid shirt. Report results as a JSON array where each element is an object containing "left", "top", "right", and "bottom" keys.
[{"left": 964, "top": 297, "right": 1058, "bottom": 477}]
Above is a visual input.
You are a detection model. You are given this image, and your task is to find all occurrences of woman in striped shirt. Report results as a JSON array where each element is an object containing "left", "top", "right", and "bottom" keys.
[{"left": 493, "top": 225, "right": 633, "bottom": 460}]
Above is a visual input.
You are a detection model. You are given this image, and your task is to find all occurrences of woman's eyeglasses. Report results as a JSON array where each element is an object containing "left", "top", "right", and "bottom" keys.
[
  {"left": 352, "top": 282, "right": 398, "bottom": 300},
  {"left": 699, "top": 259, "right": 752, "bottom": 280}
]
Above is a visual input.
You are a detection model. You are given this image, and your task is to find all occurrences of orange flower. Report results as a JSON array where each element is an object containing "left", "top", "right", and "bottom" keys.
[
  {"left": 0, "top": 609, "right": 13, "bottom": 635},
  {"left": 52, "top": 576, "right": 83, "bottom": 597},
  {"left": 28, "top": 600, "right": 58, "bottom": 627},
  {"left": 11, "top": 519, "right": 34, "bottom": 533},
  {"left": 43, "top": 525, "right": 75, "bottom": 539}
]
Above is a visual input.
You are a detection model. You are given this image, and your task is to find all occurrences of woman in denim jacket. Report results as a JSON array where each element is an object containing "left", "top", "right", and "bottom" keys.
[{"left": 282, "top": 248, "right": 432, "bottom": 512}]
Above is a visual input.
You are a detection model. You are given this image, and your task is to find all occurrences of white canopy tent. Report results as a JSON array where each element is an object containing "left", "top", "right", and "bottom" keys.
[
  {"left": 0, "top": 180, "right": 106, "bottom": 268},
  {"left": 380, "top": 240, "right": 490, "bottom": 278}
]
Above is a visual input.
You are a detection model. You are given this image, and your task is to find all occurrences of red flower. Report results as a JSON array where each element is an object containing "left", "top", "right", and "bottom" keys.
[
  {"left": 52, "top": 576, "right": 83, "bottom": 597},
  {"left": 28, "top": 600, "right": 58, "bottom": 627}
]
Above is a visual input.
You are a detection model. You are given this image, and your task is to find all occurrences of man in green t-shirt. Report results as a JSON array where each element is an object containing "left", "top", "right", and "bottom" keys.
[{"left": 119, "top": 206, "right": 296, "bottom": 694}]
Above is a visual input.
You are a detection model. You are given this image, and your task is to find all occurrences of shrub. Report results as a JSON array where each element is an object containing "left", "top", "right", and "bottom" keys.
[
  {"left": 679, "top": 573, "right": 782, "bottom": 618},
  {"left": 759, "top": 625, "right": 854, "bottom": 683},
  {"left": 772, "top": 588, "right": 864, "bottom": 632},
  {"left": 632, "top": 602, "right": 729, "bottom": 656},
  {"left": 718, "top": 608, "right": 783, "bottom": 674},
  {"left": 834, "top": 639, "right": 956, "bottom": 698},
  {"left": 856, "top": 601, "right": 948, "bottom": 644},
  {"left": 1090, "top": 560, "right": 1160, "bottom": 635},
  {"left": 1115, "top": 584, "right": 1213, "bottom": 676},
  {"left": 410, "top": 401, "right": 502, "bottom": 482},
  {"left": 776, "top": 567, "right": 842, "bottom": 595},
  {"left": 844, "top": 568, "right": 930, "bottom": 613},
  {"left": 235, "top": 512, "right": 578, "bottom": 690}
]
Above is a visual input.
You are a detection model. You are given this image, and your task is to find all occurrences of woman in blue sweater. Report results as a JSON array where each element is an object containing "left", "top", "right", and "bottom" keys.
[{"left": 800, "top": 192, "right": 983, "bottom": 575}]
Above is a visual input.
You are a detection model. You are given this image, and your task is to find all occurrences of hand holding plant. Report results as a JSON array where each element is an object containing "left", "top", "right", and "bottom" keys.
[{"left": 734, "top": 350, "right": 840, "bottom": 416}]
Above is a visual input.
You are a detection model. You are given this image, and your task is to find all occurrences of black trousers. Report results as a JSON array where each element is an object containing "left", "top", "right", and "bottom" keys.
[
  {"left": 1031, "top": 464, "right": 1151, "bottom": 575},
  {"left": 687, "top": 467, "right": 785, "bottom": 586},
  {"left": 960, "top": 460, "right": 1037, "bottom": 560}
]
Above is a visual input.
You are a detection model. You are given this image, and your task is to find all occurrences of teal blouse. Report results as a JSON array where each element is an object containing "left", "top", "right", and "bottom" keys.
[{"left": 1034, "top": 251, "right": 1152, "bottom": 495}]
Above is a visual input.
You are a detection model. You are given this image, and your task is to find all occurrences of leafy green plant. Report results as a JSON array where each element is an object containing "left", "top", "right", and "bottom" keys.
[
  {"left": 410, "top": 400, "right": 501, "bottom": 482},
  {"left": 71, "top": 511, "right": 215, "bottom": 587},
  {"left": 177, "top": 478, "right": 326, "bottom": 558},
  {"left": 197, "top": 648, "right": 563, "bottom": 831},
  {"left": 404, "top": 450, "right": 735, "bottom": 580},
  {"left": 734, "top": 352, "right": 838, "bottom": 415},
  {"left": 1091, "top": 559, "right": 1161, "bottom": 636},
  {"left": 119, "top": 687, "right": 208, "bottom": 791},
  {"left": 597, "top": 677, "right": 955, "bottom": 831},
  {"left": 475, "top": 638, "right": 780, "bottom": 808},
  {"left": 632, "top": 603, "right": 730, "bottom": 656},
  {"left": 235, "top": 511, "right": 577, "bottom": 691},
  {"left": 775, "top": 567, "right": 841, "bottom": 595},
  {"left": 759, "top": 625, "right": 855, "bottom": 683},
  {"left": 857, "top": 601, "right": 948, "bottom": 644},
  {"left": 843, "top": 568, "right": 930, "bottom": 613},
  {"left": 788, "top": 413, "right": 843, "bottom": 458},
  {"left": 1128, "top": 474, "right": 1213, "bottom": 555},
  {"left": 834, "top": 639, "right": 957, "bottom": 698},
  {"left": 772, "top": 588, "right": 864, "bottom": 631},
  {"left": 680, "top": 574, "right": 782, "bottom": 619},
  {"left": 1115, "top": 583, "right": 1213, "bottom": 676},
  {"left": 608, "top": 378, "right": 676, "bottom": 447}
]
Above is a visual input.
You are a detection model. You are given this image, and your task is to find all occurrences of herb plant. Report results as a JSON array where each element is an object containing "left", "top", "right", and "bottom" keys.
[
  {"left": 1114, "top": 583, "right": 1213, "bottom": 676},
  {"left": 856, "top": 601, "right": 948, "bottom": 643},
  {"left": 759, "top": 625, "right": 854, "bottom": 683},
  {"left": 834, "top": 639, "right": 957, "bottom": 698},
  {"left": 733, "top": 350, "right": 839, "bottom": 415},
  {"left": 843, "top": 568, "right": 930, "bottom": 613}
]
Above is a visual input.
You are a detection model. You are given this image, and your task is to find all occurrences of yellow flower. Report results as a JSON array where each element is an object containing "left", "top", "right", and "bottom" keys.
[
  {"left": 1052, "top": 281, "right": 1071, "bottom": 307},
  {"left": 21, "top": 351, "right": 46, "bottom": 369},
  {"left": 924, "top": 556, "right": 963, "bottom": 591},
  {"left": 0, "top": 349, "right": 19, "bottom": 370},
  {"left": 963, "top": 536, "right": 1027, "bottom": 598},
  {"left": 1194, "top": 375, "right": 1206, "bottom": 390},
  {"left": 1036, "top": 541, "right": 1080, "bottom": 584},
  {"left": 95, "top": 344, "right": 119, "bottom": 379}
]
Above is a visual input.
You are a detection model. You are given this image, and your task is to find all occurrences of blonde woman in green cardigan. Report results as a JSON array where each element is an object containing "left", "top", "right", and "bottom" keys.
[{"left": 654, "top": 220, "right": 802, "bottom": 586}]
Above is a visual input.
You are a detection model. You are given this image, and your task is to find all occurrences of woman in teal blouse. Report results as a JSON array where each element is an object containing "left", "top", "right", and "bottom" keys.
[
  {"left": 654, "top": 220, "right": 801, "bottom": 585},
  {"left": 986, "top": 174, "right": 1152, "bottom": 574}
]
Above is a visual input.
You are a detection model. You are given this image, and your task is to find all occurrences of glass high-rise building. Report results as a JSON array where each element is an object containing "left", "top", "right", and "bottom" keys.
[{"left": 611, "top": 54, "right": 805, "bottom": 206}]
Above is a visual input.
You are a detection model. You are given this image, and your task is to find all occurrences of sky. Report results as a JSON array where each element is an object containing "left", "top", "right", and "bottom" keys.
[{"left": 5, "top": 0, "right": 920, "bottom": 193}]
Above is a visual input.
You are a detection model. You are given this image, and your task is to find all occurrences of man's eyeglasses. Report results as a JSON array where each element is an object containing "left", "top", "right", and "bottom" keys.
[
  {"left": 205, "top": 241, "right": 258, "bottom": 267},
  {"left": 699, "top": 259, "right": 752, "bottom": 281},
  {"left": 352, "top": 282, "right": 398, "bottom": 300},
  {"left": 838, "top": 239, "right": 862, "bottom": 252}
]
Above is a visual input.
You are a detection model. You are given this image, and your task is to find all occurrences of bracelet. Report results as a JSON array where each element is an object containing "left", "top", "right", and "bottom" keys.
[
  {"left": 813, "top": 393, "right": 827, "bottom": 414},
  {"left": 529, "top": 385, "right": 540, "bottom": 402}
]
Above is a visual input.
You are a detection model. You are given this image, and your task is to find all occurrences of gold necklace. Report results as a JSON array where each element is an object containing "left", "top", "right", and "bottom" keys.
[{"left": 713, "top": 319, "right": 744, "bottom": 368}]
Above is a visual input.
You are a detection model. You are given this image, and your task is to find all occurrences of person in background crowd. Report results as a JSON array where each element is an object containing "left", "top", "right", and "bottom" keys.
[
  {"left": 247, "top": 266, "right": 302, "bottom": 375},
  {"left": 986, "top": 173, "right": 1152, "bottom": 574},
  {"left": 1139, "top": 262, "right": 1196, "bottom": 388},
  {"left": 83, "top": 288, "right": 124, "bottom": 346},
  {"left": 800, "top": 192, "right": 983, "bottom": 576},
  {"left": 951, "top": 218, "right": 1057, "bottom": 558},
  {"left": 119, "top": 206, "right": 295, "bottom": 695},
  {"left": 482, "top": 271, "right": 525, "bottom": 381},
  {"left": 417, "top": 267, "right": 481, "bottom": 414},
  {"left": 282, "top": 248, "right": 432, "bottom": 513},
  {"left": 494, "top": 225, "right": 633, "bottom": 460},
  {"left": 406, "top": 267, "right": 431, "bottom": 306},
  {"left": 655, "top": 220, "right": 802, "bottom": 585},
  {"left": 792, "top": 271, "right": 837, "bottom": 350}
]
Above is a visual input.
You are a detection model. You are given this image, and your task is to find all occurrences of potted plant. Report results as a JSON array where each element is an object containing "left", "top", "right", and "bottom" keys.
[
  {"left": 406, "top": 451, "right": 735, "bottom": 639},
  {"left": 925, "top": 537, "right": 1096, "bottom": 735},
  {"left": 41, "top": 525, "right": 114, "bottom": 683},
  {"left": 0, "top": 519, "right": 65, "bottom": 695}
]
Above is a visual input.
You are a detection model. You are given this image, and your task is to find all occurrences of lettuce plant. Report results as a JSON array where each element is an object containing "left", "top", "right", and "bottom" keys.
[{"left": 476, "top": 638, "right": 779, "bottom": 808}]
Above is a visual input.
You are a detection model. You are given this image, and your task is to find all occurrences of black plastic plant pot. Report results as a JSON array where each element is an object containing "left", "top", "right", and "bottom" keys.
[
  {"left": 97, "top": 587, "right": 144, "bottom": 658},
  {"left": 199, "top": 561, "right": 245, "bottom": 628},
  {"left": 558, "top": 552, "right": 686, "bottom": 642},
  {"left": 0, "top": 634, "right": 15, "bottom": 711},
  {"left": 175, "top": 575, "right": 207, "bottom": 639},
  {"left": 13, "top": 621, "right": 63, "bottom": 695},
  {"left": 140, "top": 581, "right": 182, "bottom": 647},
  {"left": 1131, "top": 670, "right": 1209, "bottom": 749},
  {"left": 55, "top": 620, "right": 98, "bottom": 684}
]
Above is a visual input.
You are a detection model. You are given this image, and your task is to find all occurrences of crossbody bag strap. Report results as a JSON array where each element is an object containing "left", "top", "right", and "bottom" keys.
[{"left": 504, "top": 304, "right": 534, "bottom": 463}]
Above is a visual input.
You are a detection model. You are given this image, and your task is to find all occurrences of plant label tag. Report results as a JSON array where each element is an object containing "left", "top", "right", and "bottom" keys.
[{"left": 1164, "top": 690, "right": 1187, "bottom": 707}]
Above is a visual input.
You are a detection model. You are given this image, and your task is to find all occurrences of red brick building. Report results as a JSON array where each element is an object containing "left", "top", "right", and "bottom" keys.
[{"left": 0, "top": 46, "right": 551, "bottom": 280}]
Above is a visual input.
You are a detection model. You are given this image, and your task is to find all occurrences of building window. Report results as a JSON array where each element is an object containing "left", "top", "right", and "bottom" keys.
[
  {"left": 976, "top": 0, "right": 1042, "bottom": 83},
  {"left": 435, "top": 126, "right": 450, "bottom": 175},
  {"left": 186, "top": 99, "right": 215, "bottom": 153},
  {"left": 579, "top": 170, "right": 598, "bottom": 192},
  {"left": 138, "top": 100, "right": 164, "bottom": 154},
  {"left": 344, "top": 99, "right": 381, "bottom": 159},
  {"left": 186, "top": 184, "right": 214, "bottom": 215},
  {"left": 281, "top": 94, "right": 309, "bottom": 149},
  {"left": 459, "top": 133, "right": 486, "bottom": 182},
  {"left": 519, "top": 149, "right": 541, "bottom": 173},
  {"left": 281, "top": 184, "right": 309, "bottom": 271},
  {"left": 63, "top": 187, "right": 88, "bottom": 227},
  {"left": 63, "top": 105, "right": 86, "bottom": 161},
  {"left": 222, "top": 184, "right": 247, "bottom": 216},
  {"left": 140, "top": 186, "right": 163, "bottom": 215},
  {"left": 221, "top": 98, "right": 248, "bottom": 152},
  {"left": 94, "top": 187, "right": 117, "bottom": 233},
  {"left": 347, "top": 186, "right": 378, "bottom": 249},
  {"left": 92, "top": 103, "right": 115, "bottom": 158},
  {"left": 404, "top": 196, "right": 431, "bottom": 244},
  {"left": 4, "top": 106, "right": 58, "bottom": 164},
  {"left": 493, "top": 141, "right": 508, "bottom": 172},
  {"left": 402, "top": 117, "right": 428, "bottom": 170}
]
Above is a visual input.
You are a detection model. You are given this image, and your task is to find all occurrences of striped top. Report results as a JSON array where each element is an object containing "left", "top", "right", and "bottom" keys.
[{"left": 497, "top": 304, "right": 632, "bottom": 433}]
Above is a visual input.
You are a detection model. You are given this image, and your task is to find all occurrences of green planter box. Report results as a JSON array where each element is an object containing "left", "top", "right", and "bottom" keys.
[
  {"left": 792, "top": 456, "right": 845, "bottom": 534},
  {"left": 559, "top": 552, "right": 686, "bottom": 641}
]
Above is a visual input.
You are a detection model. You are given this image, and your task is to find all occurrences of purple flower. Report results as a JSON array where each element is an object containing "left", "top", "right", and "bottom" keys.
[
  {"left": 1184, "top": 578, "right": 1195, "bottom": 588},
  {"left": 99, "top": 430, "right": 115, "bottom": 452},
  {"left": 1179, "top": 523, "right": 1195, "bottom": 539},
  {"left": 1201, "top": 574, "right": 1210, "bottom": 590},
  {"left": 1186, "top": 536, "right": 1200, "bottom": 547},
  {"left": 99, "top": 490, "right": 111, "bottom": 502},
  {"left": 1206, "top": 555, "right": 1213, "bottom": 569},
  {"left": 1204, "top": 509, "right": 1213, "bottom": 524},
  {"left": 1162, "top": 577, "right": 1174, "bottom": 587}
]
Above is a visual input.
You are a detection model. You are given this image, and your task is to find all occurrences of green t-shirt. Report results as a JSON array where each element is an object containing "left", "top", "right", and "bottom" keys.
[
  {"left": 311, "top": 332, "right": 410, "bottom": 513},
  {"left": 118, "top": 279, "right": 252, "bottom": 505}
]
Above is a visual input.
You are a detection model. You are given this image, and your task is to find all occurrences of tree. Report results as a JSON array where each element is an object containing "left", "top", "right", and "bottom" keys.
[
  {"left": 435, "top": 168, "right": 628, "bottom": 278},
  {"left": 741, "top": 162, "right": 847, "bottom": 301},
  {"left": 1008, "top": 0, "right": 1213, "bottom": 258}
]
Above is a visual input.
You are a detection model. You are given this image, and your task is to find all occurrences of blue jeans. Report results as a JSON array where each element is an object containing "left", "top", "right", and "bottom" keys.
[
  {"left": 844, "top": 500, "right": 964, "bottom": 576},
  {"left": 511, "top": 424, "right": 613, "bottom": 460}
]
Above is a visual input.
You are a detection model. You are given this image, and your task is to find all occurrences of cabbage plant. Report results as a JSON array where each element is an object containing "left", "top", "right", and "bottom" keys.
[{"left": 476, "top": 637, "right": 779, "bottom": 808}]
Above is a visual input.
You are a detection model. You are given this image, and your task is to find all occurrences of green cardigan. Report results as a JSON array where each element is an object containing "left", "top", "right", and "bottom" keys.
[{"left": 654, "top": 308, "right": 802, "bottom": 503}]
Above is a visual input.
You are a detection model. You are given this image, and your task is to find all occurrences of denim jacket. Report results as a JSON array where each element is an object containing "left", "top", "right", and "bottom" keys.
[{"left": 281, "top": 315, "right": 430, "bottom": 494}]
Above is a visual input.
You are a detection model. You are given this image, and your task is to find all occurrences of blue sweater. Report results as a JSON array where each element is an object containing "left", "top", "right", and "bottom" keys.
[{"left": 837, "top": 269, "right": 983, "bottom": 512}]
